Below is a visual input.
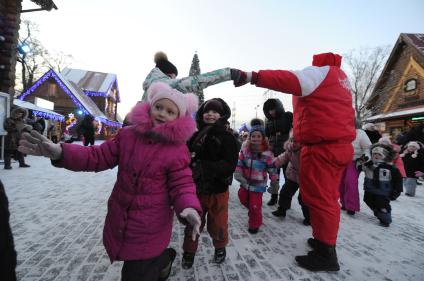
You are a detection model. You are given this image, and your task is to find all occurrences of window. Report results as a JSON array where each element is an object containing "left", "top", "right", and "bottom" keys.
[{"left": 404, "top": 79, "right": 417, "bottom": 92}]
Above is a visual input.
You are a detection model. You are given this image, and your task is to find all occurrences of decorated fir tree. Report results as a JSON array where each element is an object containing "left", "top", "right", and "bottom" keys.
[{"left": 189, "top": 52, "right": 204, "bottom": 104}]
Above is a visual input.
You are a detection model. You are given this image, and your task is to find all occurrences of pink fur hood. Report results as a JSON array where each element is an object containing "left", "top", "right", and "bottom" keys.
[{"left": 126, "top": 102, "right": 196, "bottom": 144}]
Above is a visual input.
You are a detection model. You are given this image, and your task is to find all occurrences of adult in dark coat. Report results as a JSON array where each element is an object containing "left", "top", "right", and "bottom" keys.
[
  {"left": 0, "top": 180, "right": 17, "bottom": 281},
  {"left": 182, "top": 98, "right": 239, "bottom": 268},
  {"left": 363, "top": 123, "right": 382, "bottom": 144},
  {"left": 78, "top": 115, "right": 96, "bottom": 146},
  {"left": 3, "top": 107, "right": 32, "bottom": 169},
  {"left": 262, "top": 98, "right": 293, "bottom": 205}
]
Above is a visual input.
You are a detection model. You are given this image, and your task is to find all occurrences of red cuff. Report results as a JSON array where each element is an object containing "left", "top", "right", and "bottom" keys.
[{"left": 251, "top": 71, "right": 258, "bottom": 85}]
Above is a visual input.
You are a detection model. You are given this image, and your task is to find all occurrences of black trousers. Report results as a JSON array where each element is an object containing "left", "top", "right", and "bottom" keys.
[
  {"left": 278, "top": 179, "right": 310, "bottom": 220},
  {"left": 4, "top": 150, "right": 25, "bottom": 168},
  {"left": 121, "top": 249, "right": 171, "bottom": 281},
  {"left": 83, "top": 134, "right": 95, "bottom": 146}
]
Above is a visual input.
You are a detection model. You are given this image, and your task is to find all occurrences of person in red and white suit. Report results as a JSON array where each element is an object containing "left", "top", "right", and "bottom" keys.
[{"left": 230, "top": 52, "right": 356, "bottom": 272}]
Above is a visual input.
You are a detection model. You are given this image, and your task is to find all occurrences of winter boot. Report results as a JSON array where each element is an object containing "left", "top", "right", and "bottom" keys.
[
  {"left": 347, "top": 210, "right": 355, "bottom": 216},
  {"left": 181, "top": 252, "right": 195, "bottom": 269},
  {"left": 214, "top": 247, "right": 226, "bottom": 264},
  {"left": 248, "top": 227, "right": 259, "bottom": 234},
  {"left": 295, "top": 240, "right": 340, "bottom": 271},
  {"left": 158, "top": 248, "right": 177, "bottom": 281},
  {"left": 19, "top": 164, "right": 30, "bottom": 168},
  {"left": 272, "top": 207, "right": 286, "bottom": 217},
  {"left": 307, "top": 238, "right": 318, "bottom": 249},
  {"left": 267, "top": 194, "right": 278, "bottom": 206}
]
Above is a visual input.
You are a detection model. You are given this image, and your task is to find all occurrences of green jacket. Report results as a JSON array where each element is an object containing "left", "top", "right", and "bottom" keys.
[{"left": 141, "top": 67, "right": 231, "bottom": 101}]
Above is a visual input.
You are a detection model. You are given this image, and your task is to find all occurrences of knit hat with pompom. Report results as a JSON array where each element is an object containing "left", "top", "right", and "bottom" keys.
[{"left": 154, "top": 51, "right": 178, "bottom": 76}]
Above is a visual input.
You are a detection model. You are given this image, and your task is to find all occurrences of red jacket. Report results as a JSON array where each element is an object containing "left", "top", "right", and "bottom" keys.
[{"left": 253, "top": 65, "right": 355, "bottom": 144}]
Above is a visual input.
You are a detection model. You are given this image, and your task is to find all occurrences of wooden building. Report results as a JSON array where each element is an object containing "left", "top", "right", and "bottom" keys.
[
  {"left": 366, "top": 33, "right": 424, "bottom": 137},
  {"left": 17, "top": 68, "right": 122, "bottom": 139},
  {"left": 0, "top": 0, "right": 57, "bottom": 106}
]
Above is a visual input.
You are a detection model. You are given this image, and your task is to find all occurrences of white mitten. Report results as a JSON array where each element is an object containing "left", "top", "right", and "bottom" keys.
[
  {"left": 180, "top": 207, "right": 201, "bottom": 241},
  {"left": 18, "top": 130, "right": 62, "bottom": 160}
]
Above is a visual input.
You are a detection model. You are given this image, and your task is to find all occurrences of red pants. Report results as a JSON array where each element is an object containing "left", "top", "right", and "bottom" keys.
[
  {"left": 238, "top": 187, "right": 263, "bottom": 229},
  {"left": 183, "top": 191, "right": 229, "bottom": 253},
  {"left": 300, "top": 143, "right": 353, "bottom": 245}
]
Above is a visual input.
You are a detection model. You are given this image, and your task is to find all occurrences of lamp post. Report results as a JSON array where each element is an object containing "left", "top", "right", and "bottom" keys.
[{"left": 254, "top": 104, "right": 260, "bottom": 118}]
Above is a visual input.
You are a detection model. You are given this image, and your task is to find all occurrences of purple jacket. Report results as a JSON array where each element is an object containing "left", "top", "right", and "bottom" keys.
[{"left": 54, "top": 103, "right": 201, "bottom": 262}]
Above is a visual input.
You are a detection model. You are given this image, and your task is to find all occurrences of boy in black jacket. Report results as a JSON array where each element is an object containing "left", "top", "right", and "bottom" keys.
[{"left": 182, "top": 98, "right": 239, "bottom": 269}]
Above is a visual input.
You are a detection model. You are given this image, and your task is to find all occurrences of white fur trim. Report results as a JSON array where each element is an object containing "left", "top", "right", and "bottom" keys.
[{"left": 291, "top": 66, "right": 329, "bottom": 97}]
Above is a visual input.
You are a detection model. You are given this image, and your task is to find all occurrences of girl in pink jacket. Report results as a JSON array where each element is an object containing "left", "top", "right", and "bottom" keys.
[{"left": 18, "top": 82, "right": 202, "bottom": 281}]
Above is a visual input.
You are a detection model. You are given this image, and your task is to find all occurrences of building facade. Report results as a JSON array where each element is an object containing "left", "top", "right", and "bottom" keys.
[{"left": 366, "top": 33, "right": 424, "bottom": 137}]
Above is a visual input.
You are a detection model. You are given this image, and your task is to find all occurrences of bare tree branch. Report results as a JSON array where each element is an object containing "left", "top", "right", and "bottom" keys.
[{"left": 343, "top": 45, "right": 391, "bottom": 122}]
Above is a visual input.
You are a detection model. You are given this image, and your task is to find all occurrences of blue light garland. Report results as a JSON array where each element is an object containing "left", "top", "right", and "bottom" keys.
[
  {"left": 18, "top": 69, "right": 122, "bottom": 128},
  {"left": 32, "top": 110, "right": 65, "bottom": 121}
]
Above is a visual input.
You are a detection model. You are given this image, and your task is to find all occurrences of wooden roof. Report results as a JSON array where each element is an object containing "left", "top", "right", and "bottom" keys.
[
  {"left": 29, "top": 0, "right": 57, "bottom": 10},
  {"left": 366, "top": 33, "right": 424, "bottom": 112}
]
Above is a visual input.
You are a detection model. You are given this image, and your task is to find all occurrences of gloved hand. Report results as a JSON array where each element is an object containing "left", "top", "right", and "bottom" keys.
[
  {"left": 18, "top": 130, "right": 62, "bottom": 160},
  {"left": 180, "top": 208, "right": 201, "bottom": 241},
  {"left": 415, "top": 171, "right": 424, "bottom": 177},
  {"left": 230, "top": 69, "right": 251, "bottom": 87}
]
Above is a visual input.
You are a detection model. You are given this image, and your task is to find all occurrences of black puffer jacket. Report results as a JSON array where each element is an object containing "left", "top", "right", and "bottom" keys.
[
  {"left": 263, "top": 99, "right": 293, "bottom": 156},
  {"left": 188, "top": 98, "right": 239, "bottom": 194}
]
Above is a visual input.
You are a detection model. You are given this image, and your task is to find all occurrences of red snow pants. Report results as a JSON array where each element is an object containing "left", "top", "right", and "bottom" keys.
[
  {"left": 238, "top": 187, "right": 263, "bottom": 229},
  {"left": 300, "top": 143, "right": 353, "bottom": 245}
]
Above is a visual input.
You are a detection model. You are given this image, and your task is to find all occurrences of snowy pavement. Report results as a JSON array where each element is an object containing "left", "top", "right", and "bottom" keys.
[{"left": 1, "top": 152, "right": 424, "bottom": 281}]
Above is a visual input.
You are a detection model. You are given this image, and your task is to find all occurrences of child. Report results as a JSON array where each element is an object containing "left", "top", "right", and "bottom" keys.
[
  {"left": 338, "top": 121, "right": 372, "bottom": 216},
  {"left": 234, "top": 123, "right": 279, "bottom": 234},
  {"left": 18, "top": 82, "right": 202, "bottom": 281},
  {"left": 400, "top": 141, "right": 424, "bottom": 196},
  {"left": 142, "top": 52, "right": 232, "bottom": 101},
  {"left": 182, "top": 98, "right": 239, "bottom": 269},
  {"left": 262, "top": 98, "right": 293, "bottom": 205},
  {"left": 379, "top": 137, "right": 406, "bottom": 178},
  {"left": 273, "top": 136, "right": 310, "bottom": 225},
  {"left": 358, "top": 143, "right": 403, "bottom": 227}
]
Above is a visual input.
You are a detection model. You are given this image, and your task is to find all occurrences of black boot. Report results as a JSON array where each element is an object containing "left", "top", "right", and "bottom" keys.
[
  {"left": 158, "top": 248, "right": 177, "bottom": 281},
  {"left": 248, "top": 227, "right": 259, "bottom": 234},
  {"left": 295, "top": 240, "right": 340, "bottom": 271},
  {"left": 307, "top": 238, "right": 318, "bottom": 249},
  {"left": 272, "top": 207, "right": 286, "bottom": 217},
  {"left": 267, "top": 194, "right": 278, "bottom": 206},
  {"left": 214, "top": 247, "right": 226, "bottom": 264},
  {"left": 181, "top": 252, "right": 195, "bottom": 269}
]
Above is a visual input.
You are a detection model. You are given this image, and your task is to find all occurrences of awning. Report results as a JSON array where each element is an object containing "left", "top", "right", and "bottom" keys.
[
  {"left": 13, "top": 99, "right": 65, "bottom": 121},
  {"left": 365, "top": 107, "right": 424, "bottom": 122}
]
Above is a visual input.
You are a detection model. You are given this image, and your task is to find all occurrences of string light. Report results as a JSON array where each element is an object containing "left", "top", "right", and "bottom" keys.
[{"left": 32, "top": 110, "right": 65, "bottom": 121}]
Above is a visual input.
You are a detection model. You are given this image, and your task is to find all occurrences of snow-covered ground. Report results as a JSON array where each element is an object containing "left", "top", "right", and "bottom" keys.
[{"left": 1, "top": 149, "right": 424, "bottom": 281}]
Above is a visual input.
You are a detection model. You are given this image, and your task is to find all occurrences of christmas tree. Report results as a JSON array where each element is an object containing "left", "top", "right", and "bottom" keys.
[{"left": 189, "top": 52, "right": 204, "bottom": 104}]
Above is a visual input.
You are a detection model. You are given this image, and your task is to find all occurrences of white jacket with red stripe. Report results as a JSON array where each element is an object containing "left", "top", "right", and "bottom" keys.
[{"left": 253, "top": 66, "right": 355, "bottom": 145}]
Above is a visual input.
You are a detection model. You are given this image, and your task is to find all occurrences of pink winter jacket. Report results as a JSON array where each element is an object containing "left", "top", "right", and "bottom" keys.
[
  {"left": 274, "top": 139, "right": 301, "bottom": 183},
  {"left": 53, "top": 103, "right": 201, "bottom": 262}
]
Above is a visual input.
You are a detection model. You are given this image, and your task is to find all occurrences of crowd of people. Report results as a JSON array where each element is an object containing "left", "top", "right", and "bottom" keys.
[{"left": 1, "top": 51, "right": 423, "bottom": 280}]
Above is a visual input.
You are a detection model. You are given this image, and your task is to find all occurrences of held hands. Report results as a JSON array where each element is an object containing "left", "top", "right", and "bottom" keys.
[
  {"left": 230, "top": 69, "right": 251, "bottom": 87},
  {"left": 180, "top": 208, "right": 201, "bottom": 241},
  {"left": 18, "top": 130, "right": 62, "bottom": 160}
]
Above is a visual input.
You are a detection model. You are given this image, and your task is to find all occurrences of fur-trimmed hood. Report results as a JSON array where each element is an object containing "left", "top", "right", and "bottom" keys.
[
  {"left": 126, "top": 102, "right": 196, "bottom": 144},
  {"left": 11, "top": 107, "right": 28, "bottom": 120},
  {"left": 196, "top": 98, "right": 231, "bottom": 129},
  {"left": 263, "top": 98, "right": 285, "bottom": 120}
]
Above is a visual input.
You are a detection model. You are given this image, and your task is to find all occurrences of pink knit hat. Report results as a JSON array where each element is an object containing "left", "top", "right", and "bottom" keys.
[{"left": 147, "top": 82, "right": 198, "bottom": 117}]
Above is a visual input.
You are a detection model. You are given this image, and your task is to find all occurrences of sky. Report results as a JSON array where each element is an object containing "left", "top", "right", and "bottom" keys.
[{"left": 21, "top": 0, "right": 424, "bottom": 128}]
